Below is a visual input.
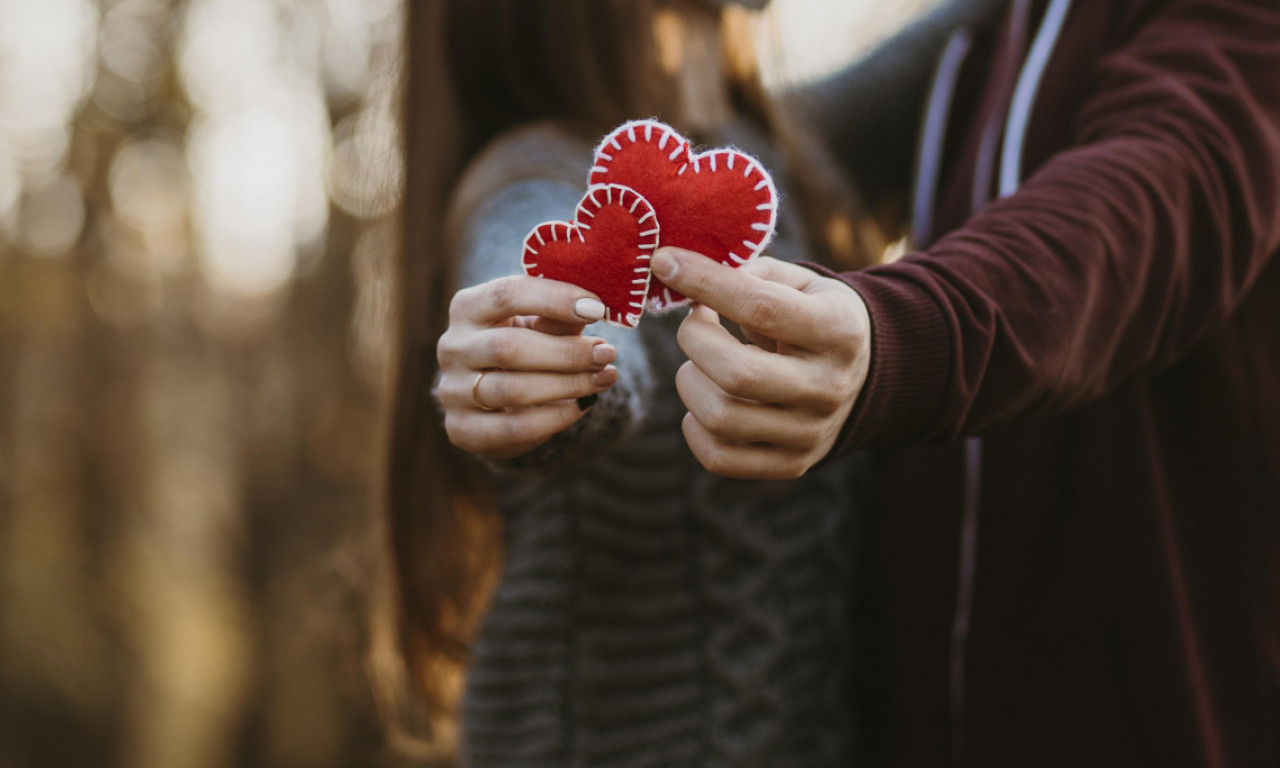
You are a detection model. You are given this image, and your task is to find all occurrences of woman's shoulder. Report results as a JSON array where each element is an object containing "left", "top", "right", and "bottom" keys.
[
  {"left": 452, "top": 121, "right": 594, "bottom": 216},
  {"left": 446, "top": 122, "right": 598, "bottom": 293}
]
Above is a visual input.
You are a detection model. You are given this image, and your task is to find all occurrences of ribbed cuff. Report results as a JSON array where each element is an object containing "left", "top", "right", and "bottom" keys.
[{"left": 801, "top": 262, "right": 952, "bottom": 451}]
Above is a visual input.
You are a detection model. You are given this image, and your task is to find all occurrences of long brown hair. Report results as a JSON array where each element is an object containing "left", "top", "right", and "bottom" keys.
[{"left": 385, "top": 0, "right": 874, "bottom": 736}]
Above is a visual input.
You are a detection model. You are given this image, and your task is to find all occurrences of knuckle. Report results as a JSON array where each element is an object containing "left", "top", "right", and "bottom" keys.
[
  {"left": 743, "top": 288, "right": 784, "bottom": 330},
  {"left": 698, "top": 446, "right": 730, "bottom": 476},
  {"left": 810, "top": 383, "right": 844, "bottom": 412},
  {"left": 488, "top": 276, "right": 520, "bottom": 315},
  {"left": 443, "top": 413, "right": 474, "bottom": 451},
  {"left": 566, "top": 339, "right": 591, "bottom": 369},
  {"left": 448, "top": 288, "right": 470, "bottom": 322},
  {"left": 496, "top": 413, "right": 532, "bottom": 446},
  {"left": 701, "top": 397, "right": 735, "bottom": 436},
  {"left": 684, "top": 267, "right": 713, "bottom": 298},
  {"left": 718, "top": 359, "right": 754, "bottom": 396},
  {"left": 790, "top": 420, "right": 823, "bottom": 451},
  {"left": 432, "top": 374, "right": 460, "bottom": 408},
  {"left": 778, "top": 459, "right": 807, "bottom": 480},
  {"left": 810, "top": 368, "right": 850, "bottom": 411},
  {"left": 491, "top": 374, "right": 521, "bottom": 405},
  {"left": 487, "top": 331, "right": 517, "bottom": 366},
  {"left": 435, "top": 332, "right": 457, "bottom": 366},
  {"left": 823, "top": 296, "right": 865, "bottom": 357}
]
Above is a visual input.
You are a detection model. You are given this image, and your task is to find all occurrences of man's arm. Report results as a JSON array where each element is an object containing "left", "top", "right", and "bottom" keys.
[
  {"left": 834, "top": 0, "right": 1280, "bottom": 448},
  {"left": 660, "top": 0, "right": 1280, "bottom": 476}
]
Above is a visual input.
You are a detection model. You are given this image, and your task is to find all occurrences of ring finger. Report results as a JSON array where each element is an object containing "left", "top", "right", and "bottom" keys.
[{"left": 455, "top": 367, "right": 617, "bottom": 410}]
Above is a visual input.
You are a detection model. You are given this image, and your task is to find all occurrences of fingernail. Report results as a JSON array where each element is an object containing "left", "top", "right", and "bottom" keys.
[
  {"left": 593, "top": 366, "right": 618, "bottom": 388},
  {"left": 574, "top": 297, "right": 606, "bottom": 321},
  {"left": 577, "top": 393, "right": 599, "bottom": 411},
  {"left": 591, "top": 343, "right": 616, "bottom": 366},
  {"left": 652, "top": 248, "right": 678, "bottom": 280}
]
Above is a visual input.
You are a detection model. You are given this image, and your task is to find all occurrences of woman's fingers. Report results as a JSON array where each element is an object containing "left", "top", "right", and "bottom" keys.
[
  {"left": 436, "top": 275, "right": 622, "bottom": 459},
  {"left": 444, "top": 400, "right": 590, "bottom": 458},
  {"left": 441, "top": 326, "right": 616, "bottom": 373},
  {"left": 520, "top": 315, "right": 589, "bottom": 337},
  {"left": 451, "top": 274, "right": 606, "bottom": 326},
  {"left": 441, "top": 367, "right": 617, "bottom": 411}
]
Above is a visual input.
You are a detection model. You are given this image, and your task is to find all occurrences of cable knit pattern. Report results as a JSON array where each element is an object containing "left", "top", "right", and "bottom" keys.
[{"left": 451, "top": 123, "right": 858, "bottom": 767}]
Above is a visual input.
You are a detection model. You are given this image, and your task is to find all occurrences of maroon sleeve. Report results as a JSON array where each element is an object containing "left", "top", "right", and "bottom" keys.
[{"left": 828, "top": 0, "right": 1280, "bottom": 449}]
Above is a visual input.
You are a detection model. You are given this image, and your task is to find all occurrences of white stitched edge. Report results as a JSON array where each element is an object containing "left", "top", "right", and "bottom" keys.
[
  {"left": 587, "top": 119, "right": 780, "bottom": 314},
  {"left": 519, "top": 183, "right": 659, "bottom": 328}
]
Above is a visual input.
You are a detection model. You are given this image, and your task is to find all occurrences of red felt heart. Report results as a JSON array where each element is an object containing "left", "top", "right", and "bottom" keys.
[
  {"left": 521, "top": 184, "right": 658, "bottom": 328},
  {"left": 589, "top": 119, "right": 778, "bottom": 311}
]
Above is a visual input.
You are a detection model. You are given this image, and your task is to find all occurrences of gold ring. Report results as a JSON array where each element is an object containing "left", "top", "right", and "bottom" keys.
[{"left": 471, "top": 370, "right": 499, "bottom": 412}]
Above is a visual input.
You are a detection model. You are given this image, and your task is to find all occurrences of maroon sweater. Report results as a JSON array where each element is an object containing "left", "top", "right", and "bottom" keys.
[{"left": 817, "top": 1, "right": 1280, "bottom": 765}]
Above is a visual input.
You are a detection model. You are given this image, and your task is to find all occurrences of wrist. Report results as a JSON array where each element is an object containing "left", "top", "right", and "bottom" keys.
[{"left": 800, "top": 262, "right": 951, "bottom": 450}]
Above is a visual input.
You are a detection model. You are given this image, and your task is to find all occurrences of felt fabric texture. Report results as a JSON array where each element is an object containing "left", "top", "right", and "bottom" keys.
[
  {"left": 589, "top": 119, "right": 779, "bottom": 311},
  {"left": 521, "top": 184, "right": 658, "bottom": 328}
]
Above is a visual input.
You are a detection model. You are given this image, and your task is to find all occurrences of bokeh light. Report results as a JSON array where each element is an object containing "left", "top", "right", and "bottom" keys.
[
  {"left": 0, "top": 0, "right": 98, "bottom": 175},
  {"left": 758, "top": 0, "right": 940, "bottom": 87},
  {"left": 19, "top": 175, "right": 86, "bottom": 257},
  {"left": 0, "top": 136, "right": 20, "bottom": 235},
  {"left": 109, "top": 138, "right": 189, "bottom": 233},
  {"left": 188, "top": 90, "right": 331, "bottom": 297}
]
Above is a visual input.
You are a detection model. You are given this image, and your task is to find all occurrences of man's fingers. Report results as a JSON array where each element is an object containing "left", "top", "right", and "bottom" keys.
[
  {"left": 681, "top": 414, "right": 811, "bottom": 480},
  {"left": 441, "top": 327, "right": 615, "bottom": 373},
  {"left": 652, "top": 248, "right": 828, "bottom": 348},
  {"left": 677, "top": 305, "right": 826, "bottom": 405},
  {"left": 452, "top": 274, "right": 606, "bottom": 326},
  {"left": 440, "top": 367, "right": 617, "bottom": 410},
  {"left": 675, "top": 363, "right": 822, "bottom": 450},
  {"left": 740, "top": 255, "right": 823, "bottom": 292},
  {"left": 739, "top": 325, "right": 778, "bottom": 353}
]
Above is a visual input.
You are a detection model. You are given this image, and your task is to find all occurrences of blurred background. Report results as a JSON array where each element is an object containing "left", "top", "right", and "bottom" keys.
[{"left": 0, "top": 1, "right": 934, "bottom": 766}]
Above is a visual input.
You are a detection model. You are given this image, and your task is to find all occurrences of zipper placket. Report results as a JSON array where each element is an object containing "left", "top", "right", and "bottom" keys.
[{"left": 911, "top": 0, "right": 1074, "bottom": 764}]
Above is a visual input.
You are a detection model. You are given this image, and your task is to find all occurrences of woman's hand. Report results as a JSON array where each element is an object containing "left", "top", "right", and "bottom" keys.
[
  {"left": 652, "top": 248, "right": 872, "bottom": 480},
  {"left": 436, "top": 275, "right": 619, "bottom": 459}
]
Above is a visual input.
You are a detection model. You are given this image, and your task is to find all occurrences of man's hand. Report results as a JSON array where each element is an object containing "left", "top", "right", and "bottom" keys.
[{"left": 651, "top": 247, "right": 872, "bottom": 479}]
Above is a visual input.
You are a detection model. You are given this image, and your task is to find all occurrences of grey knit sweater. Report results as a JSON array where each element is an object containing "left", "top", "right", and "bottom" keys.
[{"left": 451, "top": 124, "right": 859, "bottom": 768}]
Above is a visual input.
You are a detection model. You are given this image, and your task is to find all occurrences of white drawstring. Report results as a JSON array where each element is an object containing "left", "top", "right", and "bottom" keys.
[
  {"left": 912, "top": 29, "right": 976, "bottom": 248},
  {"left": 999, "top": 0, "right": 1074, "bottom": 198}
]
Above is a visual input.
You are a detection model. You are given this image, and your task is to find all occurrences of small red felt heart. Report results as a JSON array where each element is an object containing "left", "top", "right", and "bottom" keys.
[
  {"left": 521, "top": 184, "right": 659, "bottom": 328},
  {"left": 589, "top": 120, "right": 778, "bottom": 311}
]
